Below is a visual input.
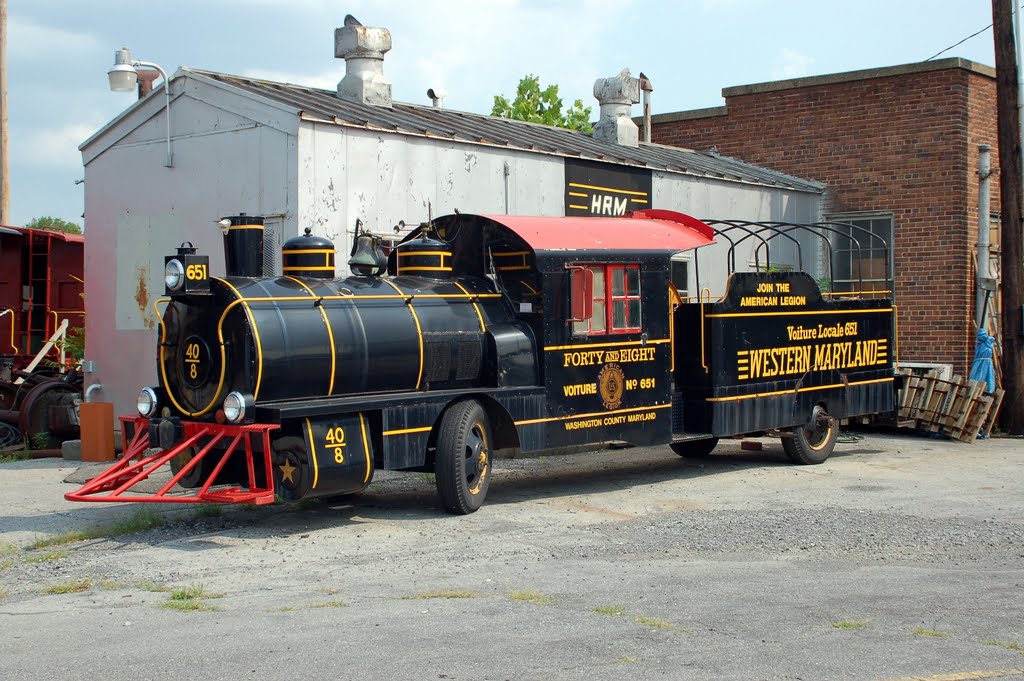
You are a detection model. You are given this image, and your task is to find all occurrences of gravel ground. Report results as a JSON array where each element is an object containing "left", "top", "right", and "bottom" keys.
[{"left": 1, "top": 431, "right": 1023, "bottom": 681}]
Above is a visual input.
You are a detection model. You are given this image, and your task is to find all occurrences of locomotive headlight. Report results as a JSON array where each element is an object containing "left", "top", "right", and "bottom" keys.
[
  {"left": 164, "top": 258, "right": 185, "bottom": 291},
  {"left": 137, "top": 386, "right": 159, "bottom": 417},
  {"left": 222, "top": 391, "right": 254, "bottom": 424}
]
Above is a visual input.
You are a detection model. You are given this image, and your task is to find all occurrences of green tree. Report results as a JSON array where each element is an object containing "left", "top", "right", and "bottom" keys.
[
  {"left": 491, "top": 75, "right": 593, "bottom": 133},
  {"left": 24, "top": 216, "right": 82, "bottom": 234}
]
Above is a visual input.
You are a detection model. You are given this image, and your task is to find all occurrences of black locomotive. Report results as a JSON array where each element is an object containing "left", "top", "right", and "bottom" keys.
[{"left": 68, "top": 210, "right": 897, "bottom": 514}]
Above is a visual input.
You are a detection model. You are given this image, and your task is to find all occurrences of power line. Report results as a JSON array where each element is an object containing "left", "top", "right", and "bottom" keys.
[
  {"left": 925, "top": 22, "right": 993, "bottom": 62},
  {"left": 925, "top": 4, "right": 1024, "bottom": 62}
]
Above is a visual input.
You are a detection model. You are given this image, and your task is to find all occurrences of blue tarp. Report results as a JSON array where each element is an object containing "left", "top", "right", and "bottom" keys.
[{"left": 968, "top": 328, "right": 996, "bottom": 393}]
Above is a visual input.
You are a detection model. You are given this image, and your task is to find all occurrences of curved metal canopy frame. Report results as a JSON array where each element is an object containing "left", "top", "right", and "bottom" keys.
[{"left": 693, "top": 219, "right": 892, "bottom": 299}]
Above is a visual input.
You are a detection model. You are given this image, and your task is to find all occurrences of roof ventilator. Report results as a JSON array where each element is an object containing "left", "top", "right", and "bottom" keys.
[
  {"left": 335, "top": 15, "right": 393, "bottom": 107},
  {"left": 592, "top": 68, "right": 641, "bottom": 148}
]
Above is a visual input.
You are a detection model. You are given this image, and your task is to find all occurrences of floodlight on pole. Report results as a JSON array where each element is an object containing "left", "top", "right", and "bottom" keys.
[{"left": 107, "top": 47, "right": 173, "bottom": 167}]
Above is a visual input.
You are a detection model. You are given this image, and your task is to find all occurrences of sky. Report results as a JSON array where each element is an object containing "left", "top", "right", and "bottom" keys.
[{"left": 4, "top": 0, "right": 1003, "bottom": 230}]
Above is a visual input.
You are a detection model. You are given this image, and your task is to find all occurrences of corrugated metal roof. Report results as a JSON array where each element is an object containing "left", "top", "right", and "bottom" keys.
[{"left": 188, "top": 69, "right": 824, "bottom": 194}]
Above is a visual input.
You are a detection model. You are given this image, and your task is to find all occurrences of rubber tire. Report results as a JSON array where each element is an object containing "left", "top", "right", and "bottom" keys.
[
  {"left": 782, "top": 406, "right": 838, "bottom": 465},
  {"left": 170, "top": 447, "right": 210, "bottom": 488},
  {"left": 670, "top": 437, "right": 719, "bottom": 458},
  {"left": 272, "top": 436, "right": 311, "bottom": 502},
  {"left": 435, "top": 400, "right": 492, "bottom": 515}
]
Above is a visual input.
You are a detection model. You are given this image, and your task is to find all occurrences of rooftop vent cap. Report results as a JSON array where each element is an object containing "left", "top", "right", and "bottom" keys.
[
  {"left": 335, "top": 14, "right": 393, "bottom": 107},
  {"left": 592, "top": 68, "right": 641, "bottom": 148}
]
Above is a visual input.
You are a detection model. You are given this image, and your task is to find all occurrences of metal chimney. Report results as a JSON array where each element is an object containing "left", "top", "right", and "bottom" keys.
[
  {"left": 592, "top": 68, "right": 641, "bottom": 147},
  {"left": 335, "top": 15, "right": 393, "bottom": 107}
]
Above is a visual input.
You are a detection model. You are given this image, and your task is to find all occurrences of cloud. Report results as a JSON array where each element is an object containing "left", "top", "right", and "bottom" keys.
[
  {"left": 774, "top": 48, "right": 815, "bottom": 80},
  {"left": 7, "top": 18, "right": 101, "bottom": 61},
  {"left": 15, "top": 123, "right": 103, "bottom": 169}
]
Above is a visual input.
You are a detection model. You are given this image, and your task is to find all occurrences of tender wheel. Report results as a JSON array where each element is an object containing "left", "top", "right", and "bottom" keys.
[
  {"left": 435, "top": 400, "right": 492, "bottom": 515},
  {"left": 782, "top": 405, "right": 837, "bottom": 465},
  {"left": 272, "top": 436, "right": 312, "bottom": 502},
  {"left": 670, "top": 437, "right": 719, "bottom": 458}
]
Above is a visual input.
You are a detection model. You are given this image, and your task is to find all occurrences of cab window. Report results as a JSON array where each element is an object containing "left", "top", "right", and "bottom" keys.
[{"left": 571, "top": 264, "right": 641, "bottom": 335}]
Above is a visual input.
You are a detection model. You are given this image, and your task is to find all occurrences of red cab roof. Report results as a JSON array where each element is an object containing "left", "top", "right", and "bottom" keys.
[{"left": 480, "top": 210, "right": 714, "bottom": 253}]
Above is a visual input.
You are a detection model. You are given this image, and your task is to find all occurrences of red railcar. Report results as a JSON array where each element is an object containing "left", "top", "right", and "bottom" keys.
[{"left": 0, "top": 226, "right": 85, "bottom": 372}]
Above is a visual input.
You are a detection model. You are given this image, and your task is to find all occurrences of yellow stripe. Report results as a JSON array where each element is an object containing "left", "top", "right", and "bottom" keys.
[
  {"left": 283, "top": 265, "right": 334, "bottom": 272},
  {"left": 568, "top": 192, "right": 587, "bottom": 198},
  {"left": 283, "top": 248, "right": 334, "bottom": 255},
  {"left": 630, "top": 198, "right": 648, "bottom": 204},
  {"left": 493, "top": 250, "right": 531, "bottom": 257},
  {"left": 454, "top": 282, "right": 486, "bottom": 332},
  {"left": 216, "top": 278, "right": 266, "bottom": 399},
  {"left": 497, "top": 266, "right": 531, "bottom": 271},
  {"left": 305, "top": 418, "right": 319, "bottom": 489},
  {"left": 545, "top": 338, "right": 670, "bottom": 351},
  {"left": 568, "top": 204, "right": 589, "bottom": 210},
  {"left": 708, "top": 307, "right": 893, "bottom": 319},
  {"left": 383, "top": 425, "right": 433, "bottom": 436},
  {"left": 228, "top": 224, "right": 264, "bottom": 230},
  {"left": 569, "top": 182, "right": 648, "bottom": 197},
  {"left": 516, "top": 403, "right": 670, "bottom": 426},
  {"left": 400, "top": 266, "right": 453, "bottom": 272},
  {"left": 398, "top": 251, "right": 450, "bottom": 258},
  {"left": 382, "top": 279, "right": 424, "bottom": 389},
  {"left": 285, "top": 276, "right": 336, "bottom": 395},
  {"left": 358, "top": 412, "right": 372, "bottom": 483},
  {"left": 704, "top": 376, "right": 895, "bottom": 403}
]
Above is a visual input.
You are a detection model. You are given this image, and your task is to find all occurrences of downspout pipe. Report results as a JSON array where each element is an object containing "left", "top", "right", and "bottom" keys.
[{"left": 977, "top": 144, "right": 993, "bottom": 328}]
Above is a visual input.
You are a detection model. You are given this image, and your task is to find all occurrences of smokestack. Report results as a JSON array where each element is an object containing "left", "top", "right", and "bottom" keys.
[
  {"left": 335, "top": 14, "right": 393, "bottom": 107},
  {"left": 592, "top": 68, "right": 640, "bottom": 147},
  {"left": 220, "top": 213, "right": 265, "bottom": 277}
]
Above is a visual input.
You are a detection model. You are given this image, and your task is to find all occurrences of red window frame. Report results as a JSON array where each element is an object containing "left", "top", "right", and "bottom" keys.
[{"left": 572, "top": 264, "right": 642, "bottom": 336}]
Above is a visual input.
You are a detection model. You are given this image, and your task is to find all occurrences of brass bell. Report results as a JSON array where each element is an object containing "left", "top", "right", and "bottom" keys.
[{"left": 348, "top": 232, "right": 387, "bottom": 276}]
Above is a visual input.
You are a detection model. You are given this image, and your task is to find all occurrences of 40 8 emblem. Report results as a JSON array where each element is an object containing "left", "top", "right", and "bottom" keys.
[{"left": 598, "top": 363, "right": 625, "bottom": 410}]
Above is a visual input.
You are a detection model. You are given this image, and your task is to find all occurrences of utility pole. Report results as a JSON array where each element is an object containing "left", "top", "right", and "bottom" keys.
[
  {"left": 0, "top": 0, "right": 9, "bottom": 225},
  {"left": 993, "top": 0, "right": 1024, "bottom": 433}
]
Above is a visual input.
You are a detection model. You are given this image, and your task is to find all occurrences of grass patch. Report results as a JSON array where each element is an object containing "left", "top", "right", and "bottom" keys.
[
  {"left": 44, "top": 578, "right": 93, "bottom": 595},
  {"left": 23, "top": 549, "right": 69, "bottom": 564},
  {"left": 0, "top": 588, "right": 7, "bottom": 599},
  {"left": 0, "top": 451, "right": 32, "bottom": 464},
  {"left": 981, "top": 640, "right": 1023, "bottom": 652},
  {"left": 28, "top": 508, "right": 165, "bottom": 549},
  {"left": 634, "top": 616, "right": 674, "bottom": 630},
  {"left": 593, "top": 605, "right": 627, "bottom": 616},
  {"left": 508, "top": 590, "right": 555, "bottom": 606},
  {"left": 310, "top": 600, "right": 348, "bottom": 609},
  {"left": 403, "top": 591, "right": 479, "bottom": 600},
  {"left": 616, "top": 656, "right": 640, "bottom": 664},
  {"left": 912, "top": 627, "right": 948, "bottom": 638},
  {"left": 0, "top": 542, "right": 17, "bottom": 555},
  {"left": 169, "top": 584, "right": 223, "bottom": 601},
  {"left": 159, "top": 599, "right": 219, "bottom": 612},
  {"left": 134, "top": 581, "right": 172, "bottom": 593},
  {"left": 266, "top": 606, "right": 299, "bottom": 613},
  {"left": 0, "top": 558, "right": 13, "bottom": 571},
  {"left": 831, "top": 619, "right": 868, "bottom": 630},
  {"left": 195, "top": 504, "right": 224, "bottom": 518},
  {"left": 158, "top": 583, "right": 223, "bottom": 612}
]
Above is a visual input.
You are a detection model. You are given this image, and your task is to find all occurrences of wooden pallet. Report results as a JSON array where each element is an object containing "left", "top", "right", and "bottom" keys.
[{"left": 896, "top": 371, "right": 1005, "bottom": 443}]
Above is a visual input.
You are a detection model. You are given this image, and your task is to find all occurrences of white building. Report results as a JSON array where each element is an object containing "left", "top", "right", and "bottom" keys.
[{"left": 79, "top": 19, "right": 824, "bottom": 417}]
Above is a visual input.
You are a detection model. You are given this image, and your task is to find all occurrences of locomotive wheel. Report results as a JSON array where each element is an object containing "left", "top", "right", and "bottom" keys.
[
  {"left": 170, "top": 447, "right": 211, "bottom": 488},
  {"left": 435, "top": 400, "right": 492, "bottom": 515},
  {"left": 782, "top": 405, "right": 837, "bottom": 465},
  {"left": 670, "top": 437, "right": 719, "bottom": 458},
  {"left": 169, "top": 446, "right": 244, "bottom": 488},
  {"left": 272, "top": 436, "right": 311, "bottom": 502}
]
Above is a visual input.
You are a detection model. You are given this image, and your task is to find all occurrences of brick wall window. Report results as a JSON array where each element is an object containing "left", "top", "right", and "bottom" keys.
[{"left": 826, "top": 212, "right": 894, "bottom": 294}]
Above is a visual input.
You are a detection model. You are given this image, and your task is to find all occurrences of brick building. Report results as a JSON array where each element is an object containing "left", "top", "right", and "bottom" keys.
[{"left": 647, "top": 58, "right": 998, "bottom": 377}]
